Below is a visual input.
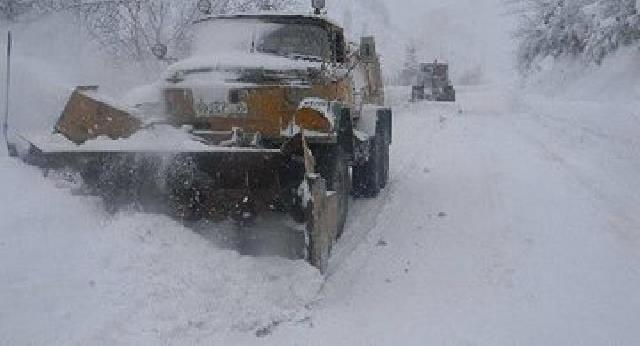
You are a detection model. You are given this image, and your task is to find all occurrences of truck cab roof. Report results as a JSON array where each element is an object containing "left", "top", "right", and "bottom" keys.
[{"left": 195, "top": 13, "right": 343, "bottom": 32}]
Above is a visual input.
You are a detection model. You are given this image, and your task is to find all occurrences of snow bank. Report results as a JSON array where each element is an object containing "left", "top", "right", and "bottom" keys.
[{"left": 0, "top": 158, "right": 322, "bottom": 345}]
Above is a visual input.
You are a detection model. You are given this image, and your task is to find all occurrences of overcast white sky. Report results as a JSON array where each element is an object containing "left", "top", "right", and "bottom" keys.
[
  {"left": 329, "top": 0, "right": 515, "bottom": 81},
  {"left": 394, "top": 0, "right": 514, "bottom": 78}
]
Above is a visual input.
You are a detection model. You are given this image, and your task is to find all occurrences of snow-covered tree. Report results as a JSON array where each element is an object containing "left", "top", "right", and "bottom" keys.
[
  {"left": 583, "top": 0, "right": 639, "bottom": 64},
  {"left": 66, "top": 0, "right": 199, "bottom": 62},
  {"left": 1, "top": 0, "right": 28, "bottom": 20},
  {"left": 0, "top": 0, "right": 78, "bottom": 21},
  {"left": 513, "top": 0, "right": 591, "bottom": 71},
  {"left": 69, "top": 0, "right": 303, "bottom": 62},
  {"left": 512, "top": 0, "right": 640, "bottom": 72},
  {"left": 1, "top": 0, "right": 303, "bottom": 61},
  {"left": 398, "top": 43, "right": 419, "bottom": 85},
  {"left": 0, "top": 0, "right": 41, "bottom": 21}
]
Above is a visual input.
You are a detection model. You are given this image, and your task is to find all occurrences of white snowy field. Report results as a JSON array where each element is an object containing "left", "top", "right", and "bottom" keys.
[
  {"left": 2, "top": 82, "right": 640, "bottom": 345},
  {"left": 0, "top": 160, "right": 323, "bottom": 345}
]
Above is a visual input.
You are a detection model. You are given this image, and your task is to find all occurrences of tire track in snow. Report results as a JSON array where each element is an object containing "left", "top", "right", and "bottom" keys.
[
  {"left": 507, "top": 111, "right": 640, "bottom": 244},
  {"left": 318, "top": 102, "right": 452, "bottom": 297}
]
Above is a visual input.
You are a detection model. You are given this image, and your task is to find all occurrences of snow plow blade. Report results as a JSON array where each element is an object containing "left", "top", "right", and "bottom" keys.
[
  {"left": 14, "top": 87, "right": 340, "bottom": 274},
  {"left": 19, "top": 139, "right": 339, "bottom": 274}
]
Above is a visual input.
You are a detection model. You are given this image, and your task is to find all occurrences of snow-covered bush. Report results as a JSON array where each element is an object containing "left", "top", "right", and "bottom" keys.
[
  {"left": 69, "top": 0, "right": 199, "bottom": 62},
  {"left": 513, "top": 0, "right": 640, "bottom": 73},
  {"left": 583, "top": 0, "right": 640, "bottom": 64},
  {"left": 0, "top": 0, "right": 60, "bottom": 21},
  {"left": 397, "top": 43, "right": 419, "bottom": 86},
  {"left": 0, "top": 0, "right": 34, "bottom": 21}
]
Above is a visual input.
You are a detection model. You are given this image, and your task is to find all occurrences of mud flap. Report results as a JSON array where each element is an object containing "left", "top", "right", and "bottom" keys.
[{"left": 306, "top": 174, "right": 338, "bottom": 274}]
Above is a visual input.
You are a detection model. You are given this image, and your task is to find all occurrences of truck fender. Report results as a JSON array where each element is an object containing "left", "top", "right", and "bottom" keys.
[{"left": 357, "top": 105, "right": 392, "bottom": 143}]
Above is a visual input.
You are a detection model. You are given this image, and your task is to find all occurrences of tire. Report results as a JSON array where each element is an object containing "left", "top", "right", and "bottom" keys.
[
  {"left": 315, "top": 145, "right": 350, "bottom": 238},
  {"left": 444, "top": 86, "right": 456, "bottom": 102},
  {"left": 376, "top": 108, "right": 392, "bottom": 189},
  {"left": 352, "top": 136, "right": 381, "bottom": 198},
  {"left": 379, "top": 131, "right": 390, "bottom": 189}
]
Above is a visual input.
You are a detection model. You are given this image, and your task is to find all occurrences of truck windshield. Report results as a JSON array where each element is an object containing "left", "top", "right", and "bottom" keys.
[{"left": 193, "top": 18, "right": 332, "bottom": 62}]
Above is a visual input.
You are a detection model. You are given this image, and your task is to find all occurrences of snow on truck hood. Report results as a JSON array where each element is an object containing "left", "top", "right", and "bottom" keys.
[{"left": 166, "top": 53, "right": 322, "bottom": 77}]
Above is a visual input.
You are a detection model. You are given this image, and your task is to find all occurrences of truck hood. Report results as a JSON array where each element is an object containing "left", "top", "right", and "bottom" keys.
[
  {"left": 164, "top": 53, "right": 324, "bottom": 88},
  {"left": 167, "top": 53, "right": 322, "bottom": 76}
]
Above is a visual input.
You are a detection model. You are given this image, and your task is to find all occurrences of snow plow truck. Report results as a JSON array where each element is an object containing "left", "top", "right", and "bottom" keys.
[
  {"left": 7, "top": 1, "right": 392, "bottom": 273},
  {"left": 411, "top": 61, "right": 456, "bottom": 102}
]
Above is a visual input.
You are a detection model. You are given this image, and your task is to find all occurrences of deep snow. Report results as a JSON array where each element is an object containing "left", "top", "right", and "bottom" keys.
[
  {"left": 2, "top": 82, "right": 640, "bottom": 344},
  {"left": 262, "top": 85, "right": 640, "bottom": 345},
  {"left": 0, "top": 158, "right": 323, "bottom": 345}
]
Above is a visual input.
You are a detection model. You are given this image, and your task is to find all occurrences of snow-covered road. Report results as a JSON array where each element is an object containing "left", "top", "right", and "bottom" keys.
[
  {"left": 266, "top": 86, "right": 640, "bottom": 345},
  {"left": 2, "top": 85, "right": 640, "bottom": 345}
]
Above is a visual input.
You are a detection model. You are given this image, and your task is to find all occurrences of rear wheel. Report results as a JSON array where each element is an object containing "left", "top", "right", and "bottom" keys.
[
  {"left": 379, "top": 131, "right": 390, "bottom": 189},
  {"left": 352, "top": 136, "right": 381, "bottom": 198},
  {"left": 444, "top": 86, "right": 456, "bottom": 102}
]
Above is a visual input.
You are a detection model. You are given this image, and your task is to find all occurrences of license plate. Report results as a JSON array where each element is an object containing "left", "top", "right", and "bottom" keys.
[{"left": 195, "top": 100, "right": 248, "bottom": 118}]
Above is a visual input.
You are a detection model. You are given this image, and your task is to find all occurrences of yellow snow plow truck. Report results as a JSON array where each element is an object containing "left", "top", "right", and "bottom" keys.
[{"left": 12, "top": 1, "right": 392, "bottom": 273}]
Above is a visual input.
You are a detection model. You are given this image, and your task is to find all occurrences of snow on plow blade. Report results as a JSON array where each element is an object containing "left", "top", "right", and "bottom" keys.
[
  {"left": 55, "top": 86, "right": 142, "bottom": 144},
  {"left": 15, "top": 87, "right": 340, "bottom": 274}
]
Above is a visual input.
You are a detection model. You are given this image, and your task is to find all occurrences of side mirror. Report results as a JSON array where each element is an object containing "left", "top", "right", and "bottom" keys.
[
  {"left": 312, "top": 0, "right": 326, "bottom": 15},
  {"left": 151, "top": 43, "right": 168, "bottom": 60}
]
